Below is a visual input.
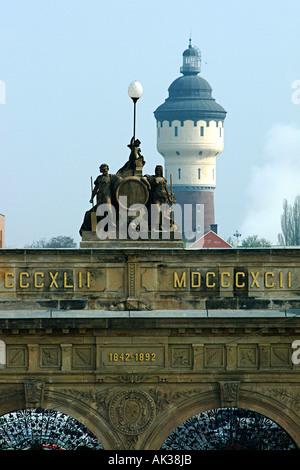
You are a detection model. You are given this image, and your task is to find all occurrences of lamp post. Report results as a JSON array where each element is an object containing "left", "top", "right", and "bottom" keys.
[
  {"left": 128, "top": 81, "right": 143, "bottom": 141},
  {"left": 233, "top": 230, "right": 241, "bottom": 247}
]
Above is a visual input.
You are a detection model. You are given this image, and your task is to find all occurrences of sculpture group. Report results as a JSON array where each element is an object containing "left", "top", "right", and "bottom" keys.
[{"left": 79, "top": 138, "right": 177, "bottom": 240}]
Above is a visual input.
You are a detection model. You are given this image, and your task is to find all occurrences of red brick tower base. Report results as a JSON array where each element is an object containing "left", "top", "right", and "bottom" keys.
[{"left": 173, "top": 189, "right": 215, "bottom": 236}]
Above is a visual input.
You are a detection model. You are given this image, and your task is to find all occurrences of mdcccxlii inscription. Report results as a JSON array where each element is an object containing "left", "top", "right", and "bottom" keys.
[{"left": 1, "top": 270, "right": 91, "bottom": 290}]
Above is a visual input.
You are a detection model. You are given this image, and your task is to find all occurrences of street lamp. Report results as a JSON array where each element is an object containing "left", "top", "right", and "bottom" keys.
[
  {"left": 128, "top": 81, "right": 143, "bottom": 141},
  {"left": 233, "top": 230, "right": 241, "bottom": 246}
]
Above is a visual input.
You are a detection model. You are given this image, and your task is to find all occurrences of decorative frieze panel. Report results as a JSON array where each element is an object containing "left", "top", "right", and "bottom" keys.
[
  {"left": 204, "top": 345, "right": 225, "bottom": 369},
  {"left": 7, "top": 346, "right": 27, "bottom": 368},
  {"left": 238, "top": 346, "right": 258, "bottom": 368},
  {"left": 40, "top": 346, "right": 60, "bottom": 368},
  {"left": 1, "top": 341, "right": 296, "bottom": 373},
  {"left": 271, "top": 345, "right": 291, "bottom": 368},
  {"left": 171, "top": 346, "right": 192, "bottom": 368},
  {"left": 73, "top": 346, "right": 95, "bottom": 369}
]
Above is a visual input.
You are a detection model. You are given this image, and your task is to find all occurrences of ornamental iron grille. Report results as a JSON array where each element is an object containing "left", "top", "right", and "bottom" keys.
[
  {"left": 161, "top": 408, "right": 298, "bottom": 450},
  {"left": 0, "top": 408, "right": 104, "bottom": 450}
]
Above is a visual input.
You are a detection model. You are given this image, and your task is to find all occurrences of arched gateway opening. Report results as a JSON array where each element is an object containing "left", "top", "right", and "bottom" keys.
[
  {"left": 161, "top": 408, "right": 298, "bottom": 450},
  {"left": 0, "top": 408, "right": 104, "bottom": 450}
]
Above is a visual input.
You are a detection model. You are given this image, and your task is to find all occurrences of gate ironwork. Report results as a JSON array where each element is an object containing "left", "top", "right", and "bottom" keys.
[
  {"left": 0, "top": 408, "right": 103, "bottom": 450},
  {"left": 161, "top": 408, "right": 298, "bottom": 450}
]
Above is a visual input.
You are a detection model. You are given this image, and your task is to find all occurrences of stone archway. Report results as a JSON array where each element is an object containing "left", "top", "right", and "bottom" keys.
[
  {"left": 0, "top": 387, "right": 120, "bottom": 450},
  {"left": 143, "top": 389, "right": 300, "bottom": 450}
]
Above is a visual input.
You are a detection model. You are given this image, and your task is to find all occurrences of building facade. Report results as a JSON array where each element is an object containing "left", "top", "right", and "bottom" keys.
[{"left": 0, "top": 247, "right": 300, "bottom": 450}]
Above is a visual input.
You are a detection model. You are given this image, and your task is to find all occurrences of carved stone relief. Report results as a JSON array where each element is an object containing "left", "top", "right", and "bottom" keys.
[{"left": 108, "top": 389, "right": 156, "bottom": 436}]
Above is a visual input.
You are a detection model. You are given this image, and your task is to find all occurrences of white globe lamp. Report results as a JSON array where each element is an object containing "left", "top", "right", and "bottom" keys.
[{"left": 128, "top": 81, "right": 143, "bottom": 140}]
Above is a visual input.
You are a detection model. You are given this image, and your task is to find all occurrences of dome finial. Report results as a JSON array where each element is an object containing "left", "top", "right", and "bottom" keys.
[{"left": 189, "top": 35, "right": 192, "bottom": 48}]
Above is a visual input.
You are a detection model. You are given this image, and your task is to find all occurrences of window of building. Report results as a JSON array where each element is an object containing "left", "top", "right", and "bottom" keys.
[
  {"left": 200, "top": 126, "right": 204, "bottom": 137},
  {"left": 199, "top": 151, "right": 203, "bottom": 155},
  {"left": 198, "top": 168, "right": 201, "bottom": 179},
  {"left": 178, "top": 168, "right": 181, "bottom": 180},
  {"left": 175, "top": 126, "right": 178, "bottom": 137},
  {"left": 176, "top": 151, "right": 180, "bottom": 155}
]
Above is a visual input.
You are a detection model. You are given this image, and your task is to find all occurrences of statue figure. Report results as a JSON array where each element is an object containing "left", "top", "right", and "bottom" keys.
[
  {"left": 90, "top": 163, "right": 113, "bottom": 207},
  {"left": 146, "top": 165, "right": 172, "bottom": 205},
  {"left": 79, "top": 163, "right": 120, "bottom": 235},
  {"left": 146, "top": 165, "right": 176, "bottom": 232},
  {"left": 117, "top": 137, "right": 145, "bottom": 175}
]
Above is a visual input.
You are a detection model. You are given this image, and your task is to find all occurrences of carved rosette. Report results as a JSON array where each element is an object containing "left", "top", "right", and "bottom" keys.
[{"left": 108, "top": 389, "right": 156, "bottom": 435}]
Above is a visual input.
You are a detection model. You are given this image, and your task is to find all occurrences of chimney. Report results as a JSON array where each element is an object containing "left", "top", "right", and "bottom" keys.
[{"left": 210, "top": 224, "right": 218, "bottom": 234}]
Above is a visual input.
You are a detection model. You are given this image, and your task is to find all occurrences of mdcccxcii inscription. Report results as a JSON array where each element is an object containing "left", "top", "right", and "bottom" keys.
[{"left": 174, "top": 270, "right": 294, "bottom": 289}]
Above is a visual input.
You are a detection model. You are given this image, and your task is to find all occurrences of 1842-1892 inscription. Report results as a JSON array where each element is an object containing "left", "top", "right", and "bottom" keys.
[{"left": 101, "top": 346, "right": 164, "bottom": 367}]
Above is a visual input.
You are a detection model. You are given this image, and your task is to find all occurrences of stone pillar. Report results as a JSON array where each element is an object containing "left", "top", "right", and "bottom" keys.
[
  {"left": 192, "top": 344, "right": 204, "bottom": 370},
  {"left": 226, "top": 344, "right": 237, "bottom": 370},
  {"left": 27, "top": 344, "right": 39, "bottom": 371},
  {"left": 61, "top": 343, "right": 73, "bottom": 371},
  {"left": 259, "top": 343, "right": 271, "bottom": 369}
]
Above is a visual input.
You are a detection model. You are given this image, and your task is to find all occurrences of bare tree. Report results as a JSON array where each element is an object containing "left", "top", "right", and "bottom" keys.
[{"left": 278, "top": 195, "right": 300, "bottom": 246}]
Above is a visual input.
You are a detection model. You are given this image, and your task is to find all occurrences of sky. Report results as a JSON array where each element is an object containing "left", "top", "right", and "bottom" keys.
[{"left": 0, "top": 0, "right": 300, "bottom": 248}]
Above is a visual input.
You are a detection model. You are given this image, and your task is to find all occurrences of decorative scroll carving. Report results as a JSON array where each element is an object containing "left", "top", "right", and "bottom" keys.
[
  {"left": 148, "top": 388, "right": 202, "bottom": 414},
  {"left": 128, "top": 263, "right": 136, "bottom": 298},
  {"left": 262, "top": 387, "right": 300, "bottom": 411},
  {"left": 109, "top": 300, "right": 151, "bottom": 311}
]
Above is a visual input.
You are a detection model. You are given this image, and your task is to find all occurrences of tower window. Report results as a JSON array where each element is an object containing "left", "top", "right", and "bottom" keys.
[
  {"left": 198, "top": 168, "right": 201, "bottom": 179},
  {"left": 178, "top": 168, "right": 181, "bottom": 180},
  {"left": 158, "top": 128, "right": 160, "bottom": 138},
  {"left": 200, "top": 126, "right": 204, "bottom": 137},
  {"left": 176, "top": 151, "right": 180, "bottom": 155},
  {"left": 199, "top": 151, "right": 203, "bottom": 155},
  {"left": 212, "top": 169, "right": 215, "bottom": 179},
  {"left": 220, "top": 127, "right": 222, "bottom": 137},
  {"left": 175, "top": 126, "right": 178, "bottom": 137}
]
